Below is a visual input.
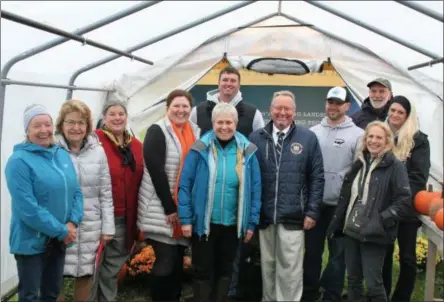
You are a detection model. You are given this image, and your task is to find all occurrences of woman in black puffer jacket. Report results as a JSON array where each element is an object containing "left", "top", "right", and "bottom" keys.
[
  {"left": 382, "top": 96, "right": 431, "bottom": 301},
  {"left": 327, "top": 120, "right": 412, "bottom": 302}
]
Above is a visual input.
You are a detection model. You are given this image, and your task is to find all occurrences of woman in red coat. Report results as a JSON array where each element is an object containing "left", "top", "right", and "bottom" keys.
[{"left": 91, "top": 100, "right": 144, "bottom": 301}]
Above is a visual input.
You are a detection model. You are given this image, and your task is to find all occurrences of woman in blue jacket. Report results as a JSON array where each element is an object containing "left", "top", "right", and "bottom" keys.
[
  {"left": 178, "top": 102, "right": 262, "bottom": 302},
  {"left": 5, "top": 104, "right": 83, "bottom": 302}
]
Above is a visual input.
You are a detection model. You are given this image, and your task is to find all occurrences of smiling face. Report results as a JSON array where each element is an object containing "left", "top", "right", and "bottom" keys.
[
  {"left": 366, "top": 125, "right": 388, "bottom": 158},
  {"left": 213, "top": 113, "right": 237, "bottom": 141},
  {"left": 62, "top": 111, "right": 87, "bottom": 145},
  {"left": 388, "top": 102, "right": 408, "bottom": 130},
  {"left": 27, "top": 115, "right": 54, "bottom": 147},
  {"left": 103, "top": 105, "right": 127, "bottom": 135},
  {"left": 218, "top": 72, "right": 240, "bottom": 101},
  {"left": 167, "top": 96, "right": 191, "bottom": 127},
  {"left": 369, "top": 84, "right": 391, "bottom": 109},
  {"left": 270, "top": 95, "right": 296, "bottom": 130},
  {"left": 326, "top": 99, "right": 350, "bottom": 122}
]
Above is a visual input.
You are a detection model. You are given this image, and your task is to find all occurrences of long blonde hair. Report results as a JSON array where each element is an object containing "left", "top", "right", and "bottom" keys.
[
  {"left": 387, "top": 99, "right": 419, "bottom": 161},
  {"left": 357, "top": 121, "right": 395, "bottom": 159}
]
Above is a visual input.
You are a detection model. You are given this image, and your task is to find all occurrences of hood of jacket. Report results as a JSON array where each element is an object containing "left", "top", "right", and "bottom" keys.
[
  {"left": 13, "top": 141, "right": 60, "bottom": 159},
  {"left": 193, "top": 130, "right": 257, "bottom": 160},
  {"left": 206, "top": 88, "right": 243, "bottom": 107},
  {"left": 55, "top": 133, "right": 102, "bottom": 153}
]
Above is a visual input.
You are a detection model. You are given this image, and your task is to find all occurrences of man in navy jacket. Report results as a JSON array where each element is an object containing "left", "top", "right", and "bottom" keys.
[{"left": 249, "top": 90, "right": 324, "bottom": 301}]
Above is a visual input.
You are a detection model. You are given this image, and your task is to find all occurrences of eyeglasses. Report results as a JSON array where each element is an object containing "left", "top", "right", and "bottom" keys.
[
  {"left": 272, "top": 105, "right": 294, "bottom": 113},
  {"left": 64, "top": 120, "right": 87, "bottom": 127}
]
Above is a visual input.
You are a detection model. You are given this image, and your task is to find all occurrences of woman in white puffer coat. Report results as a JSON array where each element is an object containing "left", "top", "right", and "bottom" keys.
[{"left": 55, "top": 100, "right": 115, "bottom": 302}]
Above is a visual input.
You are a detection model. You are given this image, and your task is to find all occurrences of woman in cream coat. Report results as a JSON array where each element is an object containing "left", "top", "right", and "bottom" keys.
[
  {"left": 138, "top": 89, "right": 200, "bottom": 302},
  {"left": 55, "top": 100, "right": 115, "bottom": 301}
]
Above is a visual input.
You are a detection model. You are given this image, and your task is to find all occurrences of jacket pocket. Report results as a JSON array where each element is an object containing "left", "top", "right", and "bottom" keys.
[{"left": 323, "top": 172, "right": 343, "bottom": 204}]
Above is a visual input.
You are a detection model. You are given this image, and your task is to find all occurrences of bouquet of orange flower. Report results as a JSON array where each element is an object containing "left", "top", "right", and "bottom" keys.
[{"left": 126, "top": 244, "right": 156, "bottom": 276}]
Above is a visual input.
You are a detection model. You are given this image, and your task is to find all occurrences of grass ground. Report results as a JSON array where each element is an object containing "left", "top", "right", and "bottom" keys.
[{"left": 7, "top": 243, "right": 444, "bottom": 301}]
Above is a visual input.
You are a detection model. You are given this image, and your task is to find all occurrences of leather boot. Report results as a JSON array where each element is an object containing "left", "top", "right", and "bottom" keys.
[
  {"left": 192, "top": 280, "right": 212, "bottom": 302},
  {"left": 215, "top": 277, "right": 232, "bottom": 302}
]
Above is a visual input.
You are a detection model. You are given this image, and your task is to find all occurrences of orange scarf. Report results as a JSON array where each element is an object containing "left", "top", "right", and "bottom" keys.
[{"left": 171, "top": 119, "right": 196, "bottom": 239}]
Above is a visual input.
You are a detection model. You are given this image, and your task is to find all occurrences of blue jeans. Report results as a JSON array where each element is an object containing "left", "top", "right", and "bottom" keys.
[
  {"left": 303, "top": 205, "right": 346, "bottom": 301},
  {"left": 15, "top": 238, "right": 66, "bottom": 302}
]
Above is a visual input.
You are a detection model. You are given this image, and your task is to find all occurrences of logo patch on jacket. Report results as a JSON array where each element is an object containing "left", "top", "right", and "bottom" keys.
[
  {"left": 290, "top": 143, "right": 303, "bottom": 155},
  {"left": 333, "top": 138, "right": 345, "bottom": 148}
]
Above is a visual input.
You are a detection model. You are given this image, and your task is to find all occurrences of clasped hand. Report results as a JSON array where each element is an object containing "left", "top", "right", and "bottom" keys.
[{"left": 63, "top": 222, "right": 77, "bottom": 245}]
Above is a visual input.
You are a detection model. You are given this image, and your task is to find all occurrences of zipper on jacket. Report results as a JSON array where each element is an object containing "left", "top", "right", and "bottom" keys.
[
  {"left": 52, "top": 155, "right": 69, "bottom": 222},
  {"left": 221, "top": 150, "right": 227, "bottom": 224},
  {"left": 75, "top": 154, "right": 81, "bottom": 276}
]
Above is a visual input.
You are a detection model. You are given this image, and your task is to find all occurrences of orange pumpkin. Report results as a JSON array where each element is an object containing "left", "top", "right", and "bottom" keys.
[
  {"left": 414, "top": 190, "right": 441, "bottom": 215},
  {"left": 434, "top": 208, "right": 444, "bottom": 230},
  {"left": 428, "top": 197, "right": 444, "bottom": 218}
]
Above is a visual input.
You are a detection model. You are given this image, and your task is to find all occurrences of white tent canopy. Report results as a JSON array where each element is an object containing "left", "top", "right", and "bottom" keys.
[{"left": 1, "top": 1, "right": 443, "bottom": 297}]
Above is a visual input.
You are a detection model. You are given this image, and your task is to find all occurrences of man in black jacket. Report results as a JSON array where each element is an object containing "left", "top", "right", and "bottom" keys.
[
  {"left": 190, "top": 66, "right": 264, "bottom": 137},
  {"left": 351, "top": 78, "right": 393, "bottom": 129},
  {"left": 249, "top": 90, "right": 324, "bottom": 301}
]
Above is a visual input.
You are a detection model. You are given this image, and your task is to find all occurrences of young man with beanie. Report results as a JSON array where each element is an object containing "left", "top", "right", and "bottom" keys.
[
  {"left": 351, "top": 78, "right": 393, "bottom": 129},
  {"left": 303, "top": 87, "right": 364, "bottom": 301}
]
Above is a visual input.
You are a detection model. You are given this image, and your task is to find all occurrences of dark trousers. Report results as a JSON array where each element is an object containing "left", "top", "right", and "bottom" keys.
[
  {"left": 229, "top": 230, "right": 262, "bottom": 300},
  {"left": 148, "top": 239, "right": 185, "bottom": 302},
  {"left": 344, "top": 236, "right": 387, "bottom": 302},
  {"left": 15, "top": 238, "right": 66, "bottom": 302},
  {"left": 192, "top": 224, "right": 239, "bottom": 301},
  {"left": 303, "top": 205, "right": 346, "bottom": 301},
  {"left": 382, "top": 221, "right": 421, "bottom": 301}
]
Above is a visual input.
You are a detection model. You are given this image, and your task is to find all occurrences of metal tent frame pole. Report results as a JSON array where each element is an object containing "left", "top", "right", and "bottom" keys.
[
  {"left": 305, "top": 1, "right": 441, "bottom": 59},
  {"left": 281, "top": 12, "right": 370, "bottom": 102},
  {"left": 0, "top": 3, "right": 160, "bottom": 232},
  {"left": 0, "top": 79, "right": 115, "bottom": 92},
  {"left": 0, "top": 1, "right": 159, "bottom": 154},
  {"left": 408, "top": 57, "right": 444, "bottom": 71},
  {"left": 0, "top": 1, "right": 159, "bottom": 80},
  {"left": 394, "top": 0, "right": 444, "bottom": 23},
  {"left": 65, "top": 0, "right": 257, "bottom": 99},
  {"left": 1, "top": 10, "right": 154, "bottom": 65}
]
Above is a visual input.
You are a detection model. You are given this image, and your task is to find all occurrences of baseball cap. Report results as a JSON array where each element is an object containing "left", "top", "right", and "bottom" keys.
[
  {"left": 367, "top": 78, "right": 392, "bottom": 91},
  {"left": 326, "top": 86, "right": 348, "bottom": 102}
]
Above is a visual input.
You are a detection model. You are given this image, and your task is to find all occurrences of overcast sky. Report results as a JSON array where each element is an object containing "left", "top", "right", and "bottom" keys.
[{"left": 1, "top": 1, "right": 443, "bottom": 84}]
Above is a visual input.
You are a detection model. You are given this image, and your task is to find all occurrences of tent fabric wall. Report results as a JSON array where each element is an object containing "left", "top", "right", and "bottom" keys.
[
  {"left": 112, "top": 16, "right": 442, "bottom": 185},
  {"left": 1, "top": 2, "right": 442, "bottom": 298}
]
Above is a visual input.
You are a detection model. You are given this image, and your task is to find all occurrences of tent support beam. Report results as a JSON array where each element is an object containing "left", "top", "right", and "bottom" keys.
[
  {"left": 1, "top": 79, "right": 115, "bottom": 92},
  {"left": 280, "top": 13, "right": 375, "bottom": 58},
  {"left": 66, "top": 0, "right": 257, "bottom": 100},
  {"left": 305, "top": 1, "right": 441, "bottom": 59},
  {"left": 0, "top": 3, "right": 160, "bottom": 219},
  {"left": 0, "top": 1, "right": 160, "bottom": 81},
  {"left": 394, "top": 0, "right": 443, "bottom": 23},
  {"left": 1, "top": 10, "right": 154, "bottom": 65},
  {"left": 407, "top": 57, "right": 444, "bottom": 71},
  {"left": 282, "top": 13, "right": 370, "bottom": 102}
]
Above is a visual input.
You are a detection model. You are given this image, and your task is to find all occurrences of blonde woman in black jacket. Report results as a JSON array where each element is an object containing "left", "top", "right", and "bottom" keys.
[
  {"left": 327, "top": 121, "right": 412, "bottom": 302},
  {"left": 382, "top": 96, "right": 431, "bottom": 301}
]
